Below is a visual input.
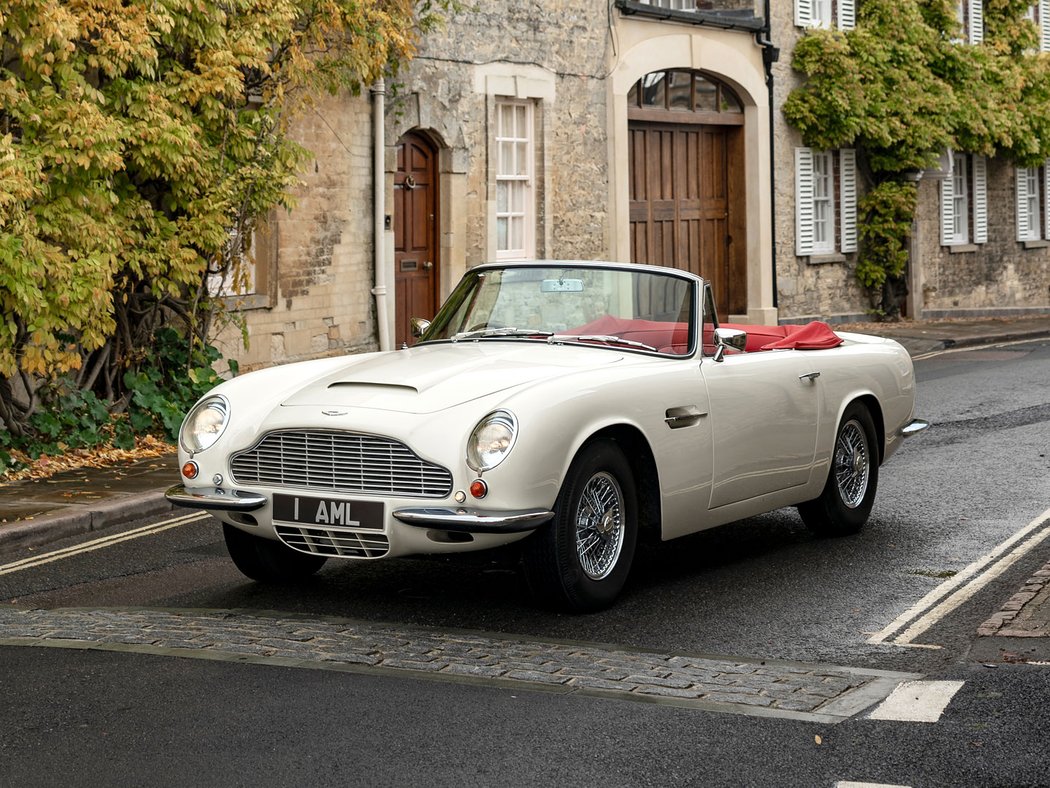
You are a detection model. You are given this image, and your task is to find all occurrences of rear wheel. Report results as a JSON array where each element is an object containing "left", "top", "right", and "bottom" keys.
[
  {"left": 522, "top": 440, "right": 637, "bottom": 612},
  {"left": 223, "top": 524, "right": 328, "bottom": 582},
  {"left": 798, "top": 402, "right": 879, "bottom": 536}
]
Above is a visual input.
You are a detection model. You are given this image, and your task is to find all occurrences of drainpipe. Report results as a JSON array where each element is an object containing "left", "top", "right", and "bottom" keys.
[
  {"left": 371, "top": 78, "right": 392, "bottom": 351},
  {"left": 755, "top": 0, "right": 779, "bottom": 312}
]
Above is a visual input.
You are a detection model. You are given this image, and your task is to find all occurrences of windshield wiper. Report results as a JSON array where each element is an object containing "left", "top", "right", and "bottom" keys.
[
  {"left": 451, "top": 327, "right": 554, "bottom": 341},
  {"left": 548, "top": 334, "right": 657, "bottom": 351}
]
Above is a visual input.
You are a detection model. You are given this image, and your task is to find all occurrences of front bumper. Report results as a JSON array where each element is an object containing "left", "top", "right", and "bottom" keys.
[
  {"left": 166, "top": 485, "right": 267, "bottom": 511},
  {"left": 901, "top": 418, "right": 930, "bottom": 437},
  {"left": 165, "top": 484, "right": 553, "bottom": 535},
  {"left": 392, "top": 507, "right": 553, "bottom": 533}
]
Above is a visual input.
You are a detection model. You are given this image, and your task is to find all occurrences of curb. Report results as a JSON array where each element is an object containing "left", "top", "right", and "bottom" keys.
[
  {"left": 892, "top": 326, "right": 1050, "bottom": 356},
  {"left": 0, "top": 492, "right": 176, "bottom": 554}
]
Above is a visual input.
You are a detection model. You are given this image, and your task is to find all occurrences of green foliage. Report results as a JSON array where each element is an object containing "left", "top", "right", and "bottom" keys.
[
  {"left": 0, "top": 330, "right": 233, "bottom": 474},
  {"left": 856, "top": 181, "right": 918, "bottom": 289},
  {"left": 785, "top": 0, "right": 1050, "bottom": 308},
  {"left": 0, "top": 0, "right": 454, "bottom": 447}
]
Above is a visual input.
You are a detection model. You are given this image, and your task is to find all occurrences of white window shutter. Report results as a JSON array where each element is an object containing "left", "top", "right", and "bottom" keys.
[
  {"left": 795, "top": 0, "right": 812, "bottom": 28},
  {"left": 1017, "top": 167, "right": 1030, "bottom": 241},
  {"left": 940, "top": 173, "right": 955, "bottom": 247},
  {"left": 838, "top": 0, "right": 856, "bottom": 30},
  {"left": 796, "top": 148, "right": 815, "bottom": 256},
  {"left": 969, "top": 0, "right": 984, "bottom": 43},
  {"left": 1044, "top": 160, "right": 1050, "bottom": 240},
  {"left": 972, "top": 155, "right": 987, "bottom": 244},
  {"left": 839, "top": 149, "right": 858, "bottom": 253},
  {"left": 1041, "top": 1, "right": 1050, "bottom": 51}
]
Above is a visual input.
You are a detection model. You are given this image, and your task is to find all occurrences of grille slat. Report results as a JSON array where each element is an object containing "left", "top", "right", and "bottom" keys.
[
  {"left": 231, "top": 430, "right": 452, "bottom": 497},
  {"left": 275, "top": 523, "right": 390, "bottom": 558}
]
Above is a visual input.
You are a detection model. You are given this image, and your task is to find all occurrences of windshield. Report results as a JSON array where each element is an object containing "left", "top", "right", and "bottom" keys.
[{"left": 421, "top": 264, "right": 696, "bottom": 356}]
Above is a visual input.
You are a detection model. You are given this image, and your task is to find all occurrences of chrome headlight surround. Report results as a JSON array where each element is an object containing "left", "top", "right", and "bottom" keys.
[
  {"left": 180, "top": 395, "right": 230, "bottom": 454},
  {"left": 466, "top": 410, "right": 518, "bottom": 473}
]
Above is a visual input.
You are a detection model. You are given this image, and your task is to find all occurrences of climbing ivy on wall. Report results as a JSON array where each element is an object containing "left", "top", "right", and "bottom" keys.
[{"left": 783, "top": 0, "right": 1050, "bottom": 316}]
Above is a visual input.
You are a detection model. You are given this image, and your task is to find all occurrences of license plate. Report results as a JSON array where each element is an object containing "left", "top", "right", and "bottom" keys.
[{"left": 272, "top": 494, "right": 383, "bottom": 530}]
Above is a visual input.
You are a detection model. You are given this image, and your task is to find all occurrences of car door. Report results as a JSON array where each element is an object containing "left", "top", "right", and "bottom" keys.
[{"left": 699, "top": 349, "right": 821, "bottom": 509}]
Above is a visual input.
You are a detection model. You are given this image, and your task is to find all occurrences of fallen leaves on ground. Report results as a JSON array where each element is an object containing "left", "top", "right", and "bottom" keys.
[{"left": 2, "top": 435, "right": 175, "bottom": 483}]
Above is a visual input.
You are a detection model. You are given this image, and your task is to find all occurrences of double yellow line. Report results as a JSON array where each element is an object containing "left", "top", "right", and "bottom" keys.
[{"left": 0, "top": 511, "right": 210, "bottom": 577}]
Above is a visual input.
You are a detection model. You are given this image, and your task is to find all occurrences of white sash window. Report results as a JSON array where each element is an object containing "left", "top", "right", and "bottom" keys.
[{"left": 795, "top": 148, "right": 858, "bottom": 257}]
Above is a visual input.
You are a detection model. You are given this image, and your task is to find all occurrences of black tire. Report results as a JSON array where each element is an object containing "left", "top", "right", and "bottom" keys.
[
  {"left": 223, "top": 524, "right": 328, "bottom": 582},
  {"left": 522, "top": 440, "right": 637, "bottom": 612},
  {"left": 798, "top": 402, "right": 879, "bottom": 536}
]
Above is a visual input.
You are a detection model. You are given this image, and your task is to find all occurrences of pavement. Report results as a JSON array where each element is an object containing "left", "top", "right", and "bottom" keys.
[{"left": 1, "top": 314, "right": 1049, "bottom": 654}]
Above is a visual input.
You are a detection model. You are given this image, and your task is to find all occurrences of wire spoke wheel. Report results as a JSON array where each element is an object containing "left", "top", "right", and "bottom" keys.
[
  {"left": 798, "top": 403, "right": 878, "bottom": 537},
  {"left": 522, "top": 439, "right": 638, "bottom": 612},
  {"left": 833, "top": 419, "right": 870, "bottom": 509},
  {"left": 574, "top": 471, "right": 625, "bottom": 580}
]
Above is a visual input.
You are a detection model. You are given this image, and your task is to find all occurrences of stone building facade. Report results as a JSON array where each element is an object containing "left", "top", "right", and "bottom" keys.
[
  {"left": 771, "top": 1, "right": 1050, "bottom": 323},
  {"left": 213, "top": 1, "right": 1050, "bottom": 372},
  {"left": 214, "top": 0, "right": 776, "bottom": 369}
]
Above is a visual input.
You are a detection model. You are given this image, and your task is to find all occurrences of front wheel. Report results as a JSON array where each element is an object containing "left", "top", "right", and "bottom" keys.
[
  {"left": 522, "top": 440, "right": 637, "bottom": 612},
  {"left": 798, "top": 402, "right": 879, "bottom": 536},
  {"left": 223, "top": 524, "right": 328, "bottom": 583}
]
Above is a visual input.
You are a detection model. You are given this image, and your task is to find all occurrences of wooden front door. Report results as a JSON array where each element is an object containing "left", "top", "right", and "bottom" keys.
[
  {"left": 628, "top": 122, "right": 746, "bottom": 318},
  {"left": 394, "top": 132, "right": 439, "bottom": 346}
]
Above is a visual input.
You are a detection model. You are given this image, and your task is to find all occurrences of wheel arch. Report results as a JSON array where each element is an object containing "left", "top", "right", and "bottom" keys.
[
  {"left": 849, "top": 393, "right": 886, "bottom": 465},
  {"left": 579, "top": 424, "right": 662, "bottom": 544}
]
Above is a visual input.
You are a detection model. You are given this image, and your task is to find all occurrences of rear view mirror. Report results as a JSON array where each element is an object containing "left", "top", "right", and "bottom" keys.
[
  {"left": 712, "top": 327, "right": 747, "bottom": 361},
  {"left": 410, "top": 318, "right": 431, "bottom": 338}
]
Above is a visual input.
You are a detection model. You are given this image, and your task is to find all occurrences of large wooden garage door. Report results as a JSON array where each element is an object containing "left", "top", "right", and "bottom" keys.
[{"left": 627, "top": 71, "right": 746, "bottom": 317}]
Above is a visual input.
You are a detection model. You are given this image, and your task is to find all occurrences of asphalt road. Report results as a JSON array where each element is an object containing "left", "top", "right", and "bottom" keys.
[{"left": 1, "top": 339, "right": 1049, "bottom": 786}]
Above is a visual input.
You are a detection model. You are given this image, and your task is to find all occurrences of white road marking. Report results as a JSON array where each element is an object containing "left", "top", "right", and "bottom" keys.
[
  {"left": 0, "top": 512, "right": 210, "bottom": 576},
  {"left": 869, "top": 507, "right": 1050, "bottom": 646},
  {"left": 836, "top": 783, "right": 912, "bottom": 788},
  {"left": 867, "top": 680, "right": 964, "bottom": 723}
]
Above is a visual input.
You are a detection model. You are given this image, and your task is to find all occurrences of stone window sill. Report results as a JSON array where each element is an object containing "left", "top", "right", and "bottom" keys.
[
  {"left": 804, "top": 253, "right": 846, "bottom": 265},
  {"left": 1023, "top": 239, "right": 1050, "bottom": 249},
  {"left": 220, "top": 293, "right": 272, "bottom": 311},
  {"left": 947, "top": 244, "right": 979, "bottom": 254}
]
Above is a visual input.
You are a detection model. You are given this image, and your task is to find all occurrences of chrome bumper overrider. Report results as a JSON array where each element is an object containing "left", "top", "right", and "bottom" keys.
[
  {"left": 392, "top": 507, "right": 554, "bottom": 533},
  {"left": 901, "top": 418, "right": 930, "bottom": 437},
  {"left": 166, "top": 485, "right": 267, "bottom": 511}
]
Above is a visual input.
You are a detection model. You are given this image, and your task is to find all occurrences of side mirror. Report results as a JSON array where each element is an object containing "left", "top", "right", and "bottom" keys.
[
  {"left": 712, "top": 327, "right": 746, "bottom": 362},
  {"left": 410, "top": 318, "right": 431, "bottom": 339}
]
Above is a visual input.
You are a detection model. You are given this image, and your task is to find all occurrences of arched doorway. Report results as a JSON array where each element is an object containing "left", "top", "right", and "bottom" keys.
[
  {"left": 393, "top": 131, "right": 440, "bottom": 346},
  {"left": 627, "top": 70, "right": 747, "bottom": 317}
]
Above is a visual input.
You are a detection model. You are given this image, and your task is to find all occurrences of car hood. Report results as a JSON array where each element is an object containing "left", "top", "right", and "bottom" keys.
[{"left": 280, "top": 341, "right": 626, "bottom": 415}]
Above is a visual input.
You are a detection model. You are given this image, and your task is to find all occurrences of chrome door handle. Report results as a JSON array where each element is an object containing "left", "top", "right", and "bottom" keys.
[
  {"left": 664, "top": 406, "right": 708, "bottom": 429},
  {"left": 423, "top": 261, "right": 433, "bottom": 270},
  {"left": 799, "top": 371, "right": 821, "bottom": 382}
]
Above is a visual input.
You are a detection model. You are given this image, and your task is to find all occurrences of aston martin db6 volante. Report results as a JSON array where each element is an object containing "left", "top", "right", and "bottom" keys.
[{"left": 167, "top": 261, "right": 927, "bottom": 611}]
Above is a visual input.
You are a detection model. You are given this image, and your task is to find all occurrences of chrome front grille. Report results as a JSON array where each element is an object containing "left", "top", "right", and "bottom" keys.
[
  {"left": 230, "top": 430, "right": 453, "bottom": 497},
  {"left": 275, "top": 523, "right": 389, "bottom": 559}
]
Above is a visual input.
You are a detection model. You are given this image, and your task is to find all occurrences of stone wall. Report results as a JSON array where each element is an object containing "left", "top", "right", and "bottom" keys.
[
  {"left": 770, "top": 7, "right": 1050, "bottom": 322},
  {"left": 916, "top": 159, "right": 1050, "bottom": 317},
  {"left": 393, "top": 0, "right": 613, "bottom": 280},
  {"left": 211, "top": 92, "right": 379, "bottom": 372}
]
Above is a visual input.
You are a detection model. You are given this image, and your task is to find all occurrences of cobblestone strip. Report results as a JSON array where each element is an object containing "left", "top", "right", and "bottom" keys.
[
  {"left": 977, "top": 559, "right": 1050, "bottom": 637},
  {"left": 0, "top": 608, "right": 909, "bottom": 720}
]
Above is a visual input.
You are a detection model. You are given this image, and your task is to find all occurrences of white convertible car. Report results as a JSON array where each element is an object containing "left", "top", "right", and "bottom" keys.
[{"left": 167, "top": 261, "right": 927, "bottom": 611}]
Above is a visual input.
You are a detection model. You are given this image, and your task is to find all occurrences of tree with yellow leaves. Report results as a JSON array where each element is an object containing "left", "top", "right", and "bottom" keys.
[{"left": 0, "top": 0, "right": 451, "bottom": 446}]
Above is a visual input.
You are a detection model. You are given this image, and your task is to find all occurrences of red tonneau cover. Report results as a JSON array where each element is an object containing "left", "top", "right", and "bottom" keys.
[{"left": 720, "top": 321, "right": 843, "bottom": 352}]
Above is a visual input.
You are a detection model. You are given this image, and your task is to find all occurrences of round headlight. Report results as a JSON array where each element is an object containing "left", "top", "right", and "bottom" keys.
[
  {"left": 180, "top": 396, "right": 229, "bottom": 454},
  {"left": 467, "top": 410, "right": 518, "bottom": 472}
]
